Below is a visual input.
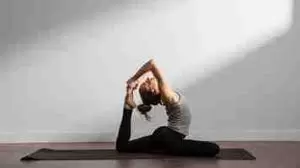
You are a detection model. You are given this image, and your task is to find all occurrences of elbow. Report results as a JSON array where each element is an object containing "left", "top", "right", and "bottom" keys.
[
  {"left": 148, "top": 59, "right": 157, "bottom": 72},
  {"left": 149, "top": 59, "right": 155, "bottom": 66}
]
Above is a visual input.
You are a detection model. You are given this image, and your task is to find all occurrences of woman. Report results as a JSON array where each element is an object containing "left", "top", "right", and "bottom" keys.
[{"left": 116, "top": 59, "right": 220, "bottom": 157}]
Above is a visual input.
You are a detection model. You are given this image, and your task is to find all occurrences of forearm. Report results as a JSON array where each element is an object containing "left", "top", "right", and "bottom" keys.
[{"left": 130, "top": 59, "right": 154, "bottom": 82}]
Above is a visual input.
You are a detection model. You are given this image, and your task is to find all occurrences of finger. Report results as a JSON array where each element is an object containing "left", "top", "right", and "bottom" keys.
[{"left": 133, "top": 83, "right": 139, "bottom": 89}]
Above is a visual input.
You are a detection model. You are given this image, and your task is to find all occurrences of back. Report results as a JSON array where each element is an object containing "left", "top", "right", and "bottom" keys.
[{"left": 165, "top": 91, "right": 191, "bottom": 136}]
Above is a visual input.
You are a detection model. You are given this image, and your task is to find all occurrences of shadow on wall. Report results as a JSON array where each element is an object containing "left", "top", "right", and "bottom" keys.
[
  {"left": 183, "top": 0, "right": 300, "bottom": 132},
  {"left": 61, "top": 1, "right": 299, "bottom": 142},
  {"left": 0, "top": 0, "right": 161, "bottom": 143},
  {"left": 0, "top": 0, "right": 154, "bottom": 57},
  {"left": 2, "top": 0, "right": 296, "bottom": 142}
]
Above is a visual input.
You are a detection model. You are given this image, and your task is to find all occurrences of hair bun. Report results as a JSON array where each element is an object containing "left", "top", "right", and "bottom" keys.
[
  {"left": 137, "top": 104, "right": 152, "bottom": 113},
  {"left": 137, "top": 104, "right": 152, "bottom": 121}
]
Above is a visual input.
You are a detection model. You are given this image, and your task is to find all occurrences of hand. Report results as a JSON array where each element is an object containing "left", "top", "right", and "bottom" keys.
[
  {"left": 127, "top": 79, "right": 138, "bottom": 91},
  {"left": 125, "top": 85, "right": 136, "bottom": 109}
]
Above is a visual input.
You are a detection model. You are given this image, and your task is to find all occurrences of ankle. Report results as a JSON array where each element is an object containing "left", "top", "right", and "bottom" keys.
[{"left": 124, "top": 103, "right": 134, "bottom": 110}]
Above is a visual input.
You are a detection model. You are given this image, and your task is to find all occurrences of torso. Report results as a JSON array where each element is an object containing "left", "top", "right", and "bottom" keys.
[{"left": 165, "top": 91, "right": 191, "bottom": 136}]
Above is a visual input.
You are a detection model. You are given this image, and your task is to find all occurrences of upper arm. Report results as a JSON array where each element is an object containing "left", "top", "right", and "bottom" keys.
[{"left": 149, "top": 60, "right": 177, "bottom": 103}]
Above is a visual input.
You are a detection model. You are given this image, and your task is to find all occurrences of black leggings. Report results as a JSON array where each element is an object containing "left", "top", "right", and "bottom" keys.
[{"left": 116, "top": 108, "right": 220, "bottom": 157}]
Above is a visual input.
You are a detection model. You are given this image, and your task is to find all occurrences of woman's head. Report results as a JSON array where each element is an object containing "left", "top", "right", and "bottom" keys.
[
  {"left": 139, "top": 77, "right": 161, "bottom": 105},
  {"left": 137, "top": 77, "right": 161, "bottom": 120}
]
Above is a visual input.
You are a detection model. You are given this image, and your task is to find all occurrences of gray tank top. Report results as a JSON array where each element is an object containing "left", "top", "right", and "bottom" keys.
[{"left": 165, "top": 91, "right": 191, "bottom": 136}]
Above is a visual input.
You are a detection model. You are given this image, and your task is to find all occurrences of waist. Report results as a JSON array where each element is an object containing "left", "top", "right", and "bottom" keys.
[{"left": 167, "top": 123, "right": 190, "bottom": 136}]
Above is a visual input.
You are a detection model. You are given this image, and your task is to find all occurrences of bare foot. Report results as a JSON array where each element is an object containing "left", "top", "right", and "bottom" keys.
[{"left": 124, "top": 87, "right": 136, "bottom": 109}]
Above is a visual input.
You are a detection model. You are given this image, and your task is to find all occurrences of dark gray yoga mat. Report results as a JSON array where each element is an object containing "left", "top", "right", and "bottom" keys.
[{"left": 20, "top": 148, "right": 256, "bottom": 161}]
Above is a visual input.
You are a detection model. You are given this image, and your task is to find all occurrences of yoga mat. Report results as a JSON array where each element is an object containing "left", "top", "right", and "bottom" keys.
[{"left": 20, "top": 148, "right": 256, "bottom": 161}]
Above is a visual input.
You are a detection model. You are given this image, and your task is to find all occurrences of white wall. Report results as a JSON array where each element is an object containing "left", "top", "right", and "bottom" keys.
[{"left": 0, "top": 0, "right": 298, "bottom": 142}]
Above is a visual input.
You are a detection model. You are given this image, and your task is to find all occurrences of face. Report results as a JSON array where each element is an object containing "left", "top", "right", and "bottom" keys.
[
  {"left": 139, "top": 77, "right": 161, "bottom": 105},
  {"left": 139, "top": 77, "right": 159, "bottom": 95}
]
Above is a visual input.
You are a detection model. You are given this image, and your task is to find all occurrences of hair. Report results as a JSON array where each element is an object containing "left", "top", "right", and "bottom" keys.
[
  {"left": 137, "top": 88, "right": 161, "bottom": 121},
  {"left": 137, "top": 104, "right": 152, "bottom": 121}
]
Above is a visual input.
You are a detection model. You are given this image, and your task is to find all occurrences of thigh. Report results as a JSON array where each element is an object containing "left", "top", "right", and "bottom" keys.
[
  {"left": 152, "top": 126, "right": 185, "bottom": 143},
  {"left": 180, "top": 139, "right": 220, "bottom": 156},
  {"left": 151, "top": 126, "right": 185, "bottom": 154}
]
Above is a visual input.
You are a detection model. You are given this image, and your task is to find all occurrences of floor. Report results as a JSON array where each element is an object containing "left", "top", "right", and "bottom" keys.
[{"left": 0, "top": 141, "right": 299, "bottom": 168}]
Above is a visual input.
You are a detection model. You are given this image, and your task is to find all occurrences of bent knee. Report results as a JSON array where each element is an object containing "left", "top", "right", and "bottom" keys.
[
  {"left": 116, "top": 146, "right": 124, "bottom": 153},
  {"left": 115, "top": 145, "right": 128, "bottom": 153}
]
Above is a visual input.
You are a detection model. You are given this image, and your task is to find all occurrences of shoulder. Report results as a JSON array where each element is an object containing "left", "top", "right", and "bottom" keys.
[{"left": 166, "top": 90, "right": 184, "bottom": 105}]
